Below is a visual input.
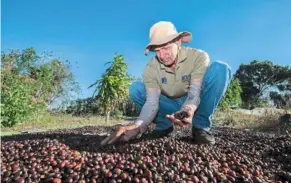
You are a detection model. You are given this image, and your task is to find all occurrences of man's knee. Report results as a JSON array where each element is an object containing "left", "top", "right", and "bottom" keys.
[
  {"left": 209, "top": 61, "right": 232, "bottom": 82},
  {"left": 213, "top": 60, "right": 231, "bottom": 74},
  {"left": 129, "top": 81, "right": 146, "bottom": 101}
]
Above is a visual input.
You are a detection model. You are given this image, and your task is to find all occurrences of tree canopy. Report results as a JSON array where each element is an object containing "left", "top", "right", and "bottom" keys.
[{"left": 234, "top": 60, "right": 291, "bottom": 109}]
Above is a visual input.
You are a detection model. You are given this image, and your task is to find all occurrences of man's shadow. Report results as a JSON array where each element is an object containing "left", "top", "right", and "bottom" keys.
[{"left": 1, "top": 125, "right": 178, "bottom": 153}]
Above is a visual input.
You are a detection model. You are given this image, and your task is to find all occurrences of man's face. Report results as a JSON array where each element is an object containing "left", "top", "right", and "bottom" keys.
[{"left": 154, "top": 42, "right": 179, "bottom": 66}]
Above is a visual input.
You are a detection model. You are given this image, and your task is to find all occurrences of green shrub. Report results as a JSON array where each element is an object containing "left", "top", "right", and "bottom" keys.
[
  {"left": 0, "top": 73, "right": 39, "bottom": 127},
  {"left": 1, "top": 48, "right": 79, "bottom": 127},
  {"left": 111, "top": 109, "right": 123, "bottom": 120},
  {"left": 218, "top": 78, "right": 243, "bottom": 111}
]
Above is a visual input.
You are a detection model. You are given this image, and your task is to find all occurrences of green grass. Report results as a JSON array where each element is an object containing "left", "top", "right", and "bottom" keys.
[
  {"left": 2, "top": 108, "right": 289, "bottom": 137},
  {"left": 1, "top": 114, "right": 130, "bottom": 137},
  {"left": 0, "top": 131, "right": 20, "bottom": 136}
]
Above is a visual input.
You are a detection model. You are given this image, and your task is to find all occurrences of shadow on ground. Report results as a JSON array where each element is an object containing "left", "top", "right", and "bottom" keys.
[{"left": 0, "top": 125, "right": 177, "bottom": 153}]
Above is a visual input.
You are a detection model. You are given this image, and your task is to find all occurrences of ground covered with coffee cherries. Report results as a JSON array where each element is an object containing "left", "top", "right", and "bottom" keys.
[{"left": 1, "top": 125, "right": 291, "bottom": 183}]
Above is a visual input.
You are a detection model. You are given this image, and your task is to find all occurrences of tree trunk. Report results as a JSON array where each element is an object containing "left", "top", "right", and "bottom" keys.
[{"left": 106, "top": 110, "right": 110, "bottom": 123}]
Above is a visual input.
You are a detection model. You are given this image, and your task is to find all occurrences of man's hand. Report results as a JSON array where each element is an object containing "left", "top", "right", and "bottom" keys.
[
  {"left": 100, "top": 124, "right": 140, "bottom": 146},
  {"left": 166, "top": 105, "right": 197, "bottom": 127}
]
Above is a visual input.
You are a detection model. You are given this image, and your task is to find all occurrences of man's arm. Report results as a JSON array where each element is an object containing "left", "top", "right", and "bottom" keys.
[
  {"left": 134, "top": 63, "right": 161, "bottom": 133},
  {"left": 101, "top": 87, "right": 161, "bottom": 145},
  {"left": 135, "top": 87, "right": 161, "bottom": 133},
  {"left": 181, "top": 51, "right": 210, "bottom": 111},
  {"left": 181, "top": 79, "right": 202, "bottom": 112},
  {"left": 100, "top": 64, "right": 161, "bottom": 145}
]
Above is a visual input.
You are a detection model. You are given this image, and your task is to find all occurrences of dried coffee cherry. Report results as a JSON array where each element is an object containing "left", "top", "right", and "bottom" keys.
[{"left": 174, "top": 111, "right": 189, "bottom": 122}]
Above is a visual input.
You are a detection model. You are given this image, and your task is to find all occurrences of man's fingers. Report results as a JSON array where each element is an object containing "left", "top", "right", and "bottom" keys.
[
  {"left": 166, "top": 114, "right": 184, "bottom": 127},
  {"left": 107, "top": 135, "right": 122, "bottom": 144},
  {"left": 166, "top": 114, "right": 175, "bottom": 120},
  {"left": 182, "top": 117, "right": 192, "bottom": 125},
  {"left": 100, "top": 127, "right": 125, "bottom": 146},
  {"left": 173, "top": 120, "right": 185, "bottom": 127},
  {"left": 116, "top": 128, "right": 126, "bottom": 136},
  {"left": 120, "top": 127, "right": 141, "bottom": 142},
  {"left": 167, "top": 113, "right": 191, "bottom": 127},
  {"left": 100, "top": 125, "right": 140, "bottom": 145},
  {"left": 107, "top": 128, "right": 126, "bottom": 144},
  {"left": 119, "top": 132, "right": 131, "bottom": 142},
  {"left": 100, "top": 132, "right": 116, "bottom": 146}
]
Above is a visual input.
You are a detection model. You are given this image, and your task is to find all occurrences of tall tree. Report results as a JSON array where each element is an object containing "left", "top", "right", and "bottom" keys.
[
  {"left": 30, "top": 58, "right": 80, "bottom": 105},
  {"left": 89, "top": 53, "right": 133, "bottom": 122},
  {"left": 234, "top": 60, "right": 291, "bottom": 109}
]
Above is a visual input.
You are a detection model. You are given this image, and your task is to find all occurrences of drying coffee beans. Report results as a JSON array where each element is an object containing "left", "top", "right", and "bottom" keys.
[
  {"left": 174, "top": 111, "right": 189, "bottom": 121},
  {"left": 1, "top": 125, "right": 290, "bottom": 182}
]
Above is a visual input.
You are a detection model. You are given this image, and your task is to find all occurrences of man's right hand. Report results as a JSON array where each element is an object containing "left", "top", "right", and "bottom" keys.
[{"left": 100, "top": 124, "right": 141, "bottom": 146}]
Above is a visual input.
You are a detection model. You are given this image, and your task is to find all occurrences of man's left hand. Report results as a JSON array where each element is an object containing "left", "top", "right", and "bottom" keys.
[{"left": 166, "top": 105, "right": 196, "bottom": 127}]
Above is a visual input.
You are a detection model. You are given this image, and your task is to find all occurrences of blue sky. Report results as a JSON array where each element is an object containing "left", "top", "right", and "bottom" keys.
[{"left": 2, "top": 0, "right": 291, "bottom": 103}]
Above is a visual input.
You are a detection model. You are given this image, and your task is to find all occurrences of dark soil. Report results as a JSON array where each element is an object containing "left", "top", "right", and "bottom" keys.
[{"left": 1, "top": 125, "right": 291, "bottom": 183}]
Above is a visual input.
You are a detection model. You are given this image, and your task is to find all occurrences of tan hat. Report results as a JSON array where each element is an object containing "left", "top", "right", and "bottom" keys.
[{"left": 144, "top": 21, "right": 192, "bottom": 55}]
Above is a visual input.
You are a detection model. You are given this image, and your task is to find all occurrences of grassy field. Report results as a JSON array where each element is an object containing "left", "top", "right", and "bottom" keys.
[
  {"left": 1, "top": 108, "right": 290, "bottom": 136},
  {"left": 213, "top": 108, "right": 290, "bottom": 132}
]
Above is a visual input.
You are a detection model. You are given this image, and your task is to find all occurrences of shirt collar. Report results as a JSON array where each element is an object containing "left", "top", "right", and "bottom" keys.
[{"left": 158, "top": 47, "right": 187, "bottom": 71}]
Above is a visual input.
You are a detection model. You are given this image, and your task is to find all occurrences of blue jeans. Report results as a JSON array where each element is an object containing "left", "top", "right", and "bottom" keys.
[{"left": 129, "top": 61, "right": 232, "bottom": 131}]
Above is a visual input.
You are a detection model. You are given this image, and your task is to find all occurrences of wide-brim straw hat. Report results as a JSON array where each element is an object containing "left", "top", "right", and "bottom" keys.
[{"left": 144, "top": 21, "right": 192, "bottom": 55}]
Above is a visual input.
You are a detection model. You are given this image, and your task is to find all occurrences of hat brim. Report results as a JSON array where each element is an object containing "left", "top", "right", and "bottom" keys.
[{"left": 144, "top": 31, "right": 192, "bottom": 55}]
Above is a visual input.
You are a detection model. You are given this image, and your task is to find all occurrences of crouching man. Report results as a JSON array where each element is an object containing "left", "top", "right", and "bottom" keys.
[{"left": 101, "top": 21, "right": 232, "bottom": 145}]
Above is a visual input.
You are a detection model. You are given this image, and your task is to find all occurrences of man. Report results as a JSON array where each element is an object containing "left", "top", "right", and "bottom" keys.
[{"left": 101, "top": 21, "right": 232, "bottom": 146}]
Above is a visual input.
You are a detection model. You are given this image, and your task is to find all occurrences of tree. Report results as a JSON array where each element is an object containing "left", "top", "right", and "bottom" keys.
[
  {"left": 30, "top": 59, "right": 79, "bottom": 105},
  {"left": 234, "top": 60, "right": 291, "bottom": 109},
  {"left": 218, "top": 78, "right": 243, "bottom": 110},
  {"left": 89, "top": 53, "right": 133, "bottom": 123},
  {"left": 1, "top": 48, "right": 79, "bottom": 127}
]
